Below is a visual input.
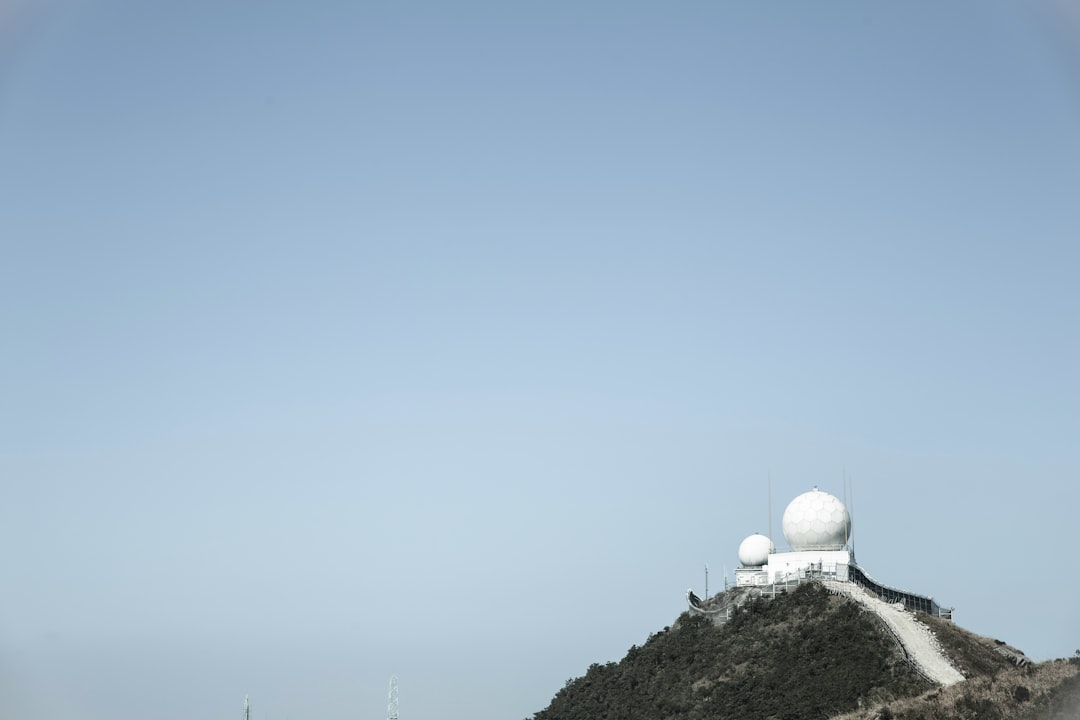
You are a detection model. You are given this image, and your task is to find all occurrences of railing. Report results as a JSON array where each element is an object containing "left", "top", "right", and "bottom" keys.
[
  {"left": 689, "top": 562, "right": 953, "bottom": 622},
  {"left": 847, "top": 563, "right": 950, "bottom": 618}
]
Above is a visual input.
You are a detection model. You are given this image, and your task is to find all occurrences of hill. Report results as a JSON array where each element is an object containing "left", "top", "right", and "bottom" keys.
[{"left": 529, "top": 582, "right": 1079, "bottom": 720}]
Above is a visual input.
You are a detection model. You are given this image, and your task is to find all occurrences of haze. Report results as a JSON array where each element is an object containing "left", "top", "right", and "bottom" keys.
[{"left": 2, "top": 2, "right": 1079, "bottom": 719}]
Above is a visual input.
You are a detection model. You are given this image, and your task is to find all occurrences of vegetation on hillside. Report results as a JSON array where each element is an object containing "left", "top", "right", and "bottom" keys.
[
  {"left": 921, "top": 614, "right": 1022, "bottom": 678},
  {"left": 532, "top": 583, "right": 932, "bottom": 720},
  {"left": 831, "top": 654, "right": 1079, "bottom": 720},
  {"left": 1018, "top": 654, "right": 1080, "bottom": 720},
  {"left": 531, "top": 581, "right": 1080, "bottom": 720}
]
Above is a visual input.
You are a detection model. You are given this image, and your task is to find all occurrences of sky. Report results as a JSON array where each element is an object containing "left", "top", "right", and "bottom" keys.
[{"left": 2, "top": 1, "right": 1080, "bottom": 718}]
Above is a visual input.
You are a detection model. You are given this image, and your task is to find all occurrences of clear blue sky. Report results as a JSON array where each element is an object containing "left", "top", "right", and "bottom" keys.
[{"left": 2, "top": 2, "right": 1079, "bottom": 719}]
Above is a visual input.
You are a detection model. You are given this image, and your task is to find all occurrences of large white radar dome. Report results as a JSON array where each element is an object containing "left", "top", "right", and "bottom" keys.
[
  {"left": 781, "top": 487, "right": 850, "bottom": 551},
  {"left": 738, "top": 533, "right": 774, "bottom": 567}
]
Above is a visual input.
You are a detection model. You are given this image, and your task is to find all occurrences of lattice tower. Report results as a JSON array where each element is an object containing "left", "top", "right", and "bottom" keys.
[{"left": 387, "top": 676, "right": 399, "bottom": 720}]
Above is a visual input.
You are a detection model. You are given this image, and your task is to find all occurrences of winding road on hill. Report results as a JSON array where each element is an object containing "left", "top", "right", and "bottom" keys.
[{"left": 824, "top": 580, "right": 966, "bottom": 686}]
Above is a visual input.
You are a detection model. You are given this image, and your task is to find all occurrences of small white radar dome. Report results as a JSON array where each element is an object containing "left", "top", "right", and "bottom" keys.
[
  {"left": 781, "top": 487, "right": 850, "bottom": 551},
  {"left": 738, "top": 533, "right": 774, "bottom": 567}
]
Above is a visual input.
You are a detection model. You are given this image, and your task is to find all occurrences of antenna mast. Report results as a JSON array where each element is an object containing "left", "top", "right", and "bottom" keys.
[
  {"left": 387, "top": 676, "right": 399, "bottom": 720},
  {"left": 243, "top": 695, "right": 250, "bottom": 720},
  {"left": 848, "top": 477, "right": 856, "bottom": 560},
  {"left": 768, "top": 472, "right": 773, "bottom": 545},
  {"left": 843, "top": 469, "right": 849, "bottom": 549}
]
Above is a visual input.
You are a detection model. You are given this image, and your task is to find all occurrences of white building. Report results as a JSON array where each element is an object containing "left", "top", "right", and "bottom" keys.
[{"left": 735, "top": 486, "right": 852, "bottom": 586}]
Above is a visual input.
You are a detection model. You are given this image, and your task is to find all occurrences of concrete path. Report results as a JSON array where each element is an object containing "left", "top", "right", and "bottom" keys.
[{"left": 823, "top": 580, "right": 965, "bottom": 687}]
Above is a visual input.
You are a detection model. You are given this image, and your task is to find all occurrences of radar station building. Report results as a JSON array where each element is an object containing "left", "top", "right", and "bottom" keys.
[
  {"left": 721, "top": 483, "right": 950, "bottom": 621},
  {"left": 728, "top": 486, "right": 950, "bottom": 618},
  {"left": 735, "top": 487, "right": 852, "bottom": 586}
]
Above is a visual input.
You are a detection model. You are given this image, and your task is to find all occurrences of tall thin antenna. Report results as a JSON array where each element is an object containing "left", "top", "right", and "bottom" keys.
[
  {"left": 767, "top": 472, "right": 773, "bottom": 544},
  {"left": 843, "top": 468, "right": 850, "bottom": 550},
  {"left": 243, "top": 695, "right": 250, "bottom": 720},
  {"left": 850, "top": 479, "right": 856, "bottom": 559},
  {"left": 704, "top": 563, "right": 709, "bottom": 601},
  {"left": 387, "top": 676, "right": 399, "bottom": 720}
]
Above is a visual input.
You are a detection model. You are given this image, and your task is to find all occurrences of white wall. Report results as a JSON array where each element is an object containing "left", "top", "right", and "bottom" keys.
[{"left": 766, "top": 550, "right": 850, "bottom": 582}]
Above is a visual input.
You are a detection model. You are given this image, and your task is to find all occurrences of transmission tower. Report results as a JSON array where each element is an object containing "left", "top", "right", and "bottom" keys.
[
  {"left": 243, "top": 695, "right": 250, "bottom": 720},
  {"left": 387, "top": 676, "right": 399, "bottom": 720}
]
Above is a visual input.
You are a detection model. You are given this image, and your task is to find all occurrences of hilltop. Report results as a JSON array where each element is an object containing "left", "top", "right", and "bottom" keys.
[{"left": 529, "top": 582, "right": 1079, "bottom": 720}]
